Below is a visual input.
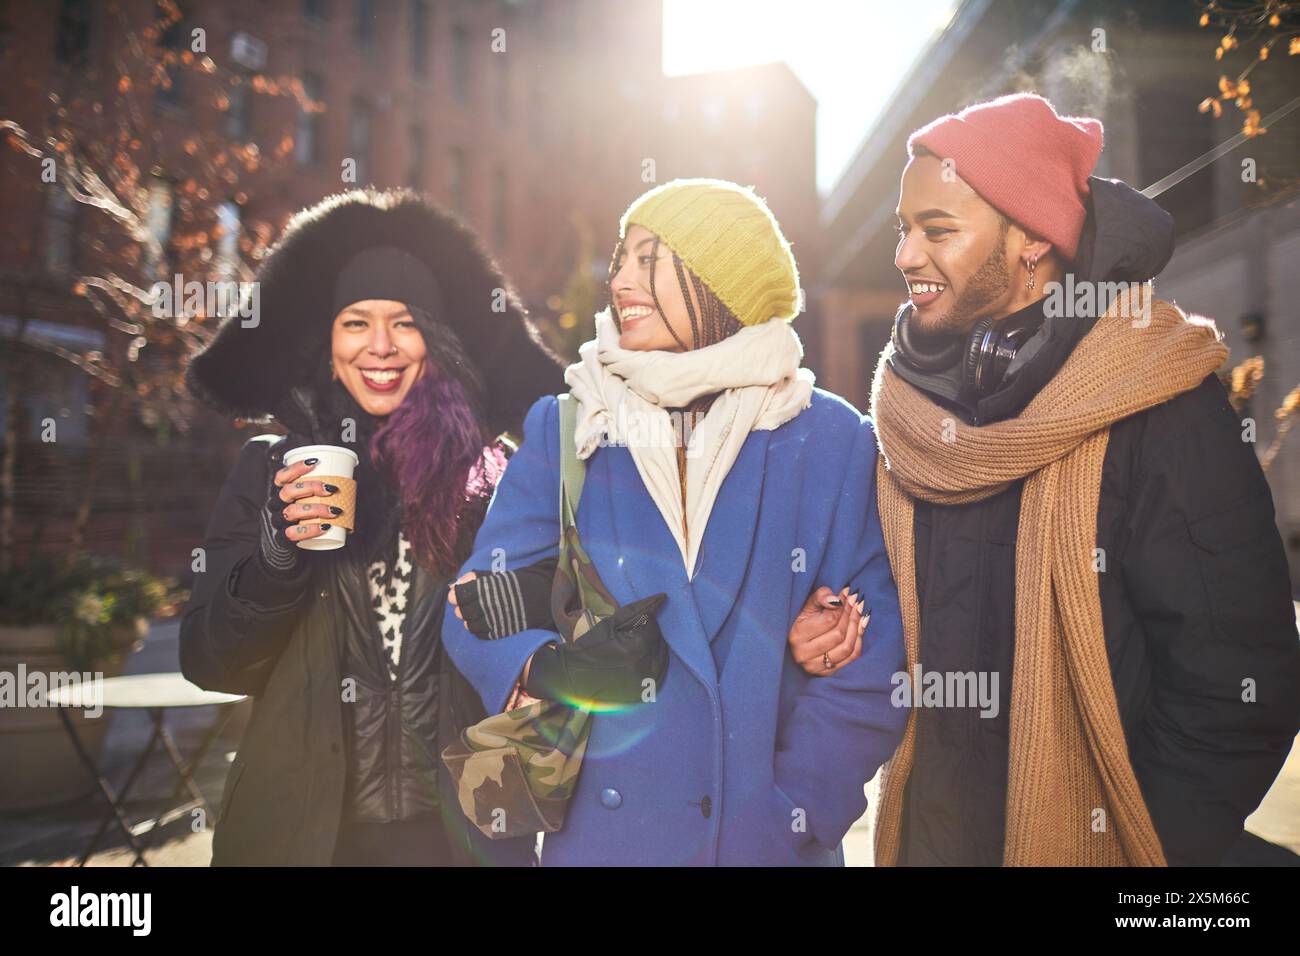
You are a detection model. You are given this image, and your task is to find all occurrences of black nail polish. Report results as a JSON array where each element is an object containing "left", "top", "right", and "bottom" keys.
[
  {"left": 320, "top": 523, "right": 332, "bottom": 531},
  {"left": 304, "top": 457, "right": 319, "bottom": 466},
  {"left": 827, "top": 598, "right": 843, "bottom": 607},
  {"left": 324, "top": 484, "right": 339, "bottom": 493},
  {"left": 329, "top": 506, "right": 343, "bottom": 516}
]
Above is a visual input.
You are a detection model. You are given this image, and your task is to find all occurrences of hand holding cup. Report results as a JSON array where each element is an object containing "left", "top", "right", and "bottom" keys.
[{"left": 274, "top": 445, "right": 359, "bottom": 550}]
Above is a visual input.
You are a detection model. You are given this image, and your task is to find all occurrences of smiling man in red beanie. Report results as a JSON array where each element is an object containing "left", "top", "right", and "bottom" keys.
[{"left": 862, "top": 93, "right": 1300, "bottom": 866}]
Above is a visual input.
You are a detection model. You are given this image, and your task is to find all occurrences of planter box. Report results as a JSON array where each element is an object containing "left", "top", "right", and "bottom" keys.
[{"left": 0, "top": 622, "right": 141, "bottom": 812}]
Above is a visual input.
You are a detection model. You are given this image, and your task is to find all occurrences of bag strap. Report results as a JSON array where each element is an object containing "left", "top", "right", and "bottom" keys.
[{"left": 557, "top": 393, "right": 586, "bottom": 533}]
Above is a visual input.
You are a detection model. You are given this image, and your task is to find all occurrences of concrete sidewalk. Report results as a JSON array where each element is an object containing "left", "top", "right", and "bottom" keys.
[{"left": 0, "top": 620, "right": 244, "bottom": 867}]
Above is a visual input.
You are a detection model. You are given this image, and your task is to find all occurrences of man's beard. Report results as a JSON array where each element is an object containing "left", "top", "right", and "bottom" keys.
[{"left": 925, "top": 237, "right": 1011, "bottom": 334}]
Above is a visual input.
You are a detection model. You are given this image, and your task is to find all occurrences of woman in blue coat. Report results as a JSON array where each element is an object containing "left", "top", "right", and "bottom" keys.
[{"left": 441, "top": 179, "right": 906, "bottom": 865}]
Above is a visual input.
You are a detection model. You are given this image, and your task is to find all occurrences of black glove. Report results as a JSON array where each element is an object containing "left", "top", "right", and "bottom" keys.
[
  {"left": 454, "top": 557, "right": 559, "bottom": 640},
  {"left": 524, "top": 593, "right": 669, "bottom": 707},
  {"left": 256, "top": 440, "right": 305, "bottom": 579}
]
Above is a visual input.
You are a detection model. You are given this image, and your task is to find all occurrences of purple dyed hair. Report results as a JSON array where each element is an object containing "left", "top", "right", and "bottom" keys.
[{"left": 369, "top": 367, "right": 503, "bottom": 576}]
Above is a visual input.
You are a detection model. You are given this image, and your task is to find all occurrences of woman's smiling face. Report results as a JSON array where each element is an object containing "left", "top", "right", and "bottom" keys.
[
  {"left": 330, "top": 299, "right": 428, "bottom": 417},
  {"left": 609, "top": 224, "right": 702, "bottom": 351}
]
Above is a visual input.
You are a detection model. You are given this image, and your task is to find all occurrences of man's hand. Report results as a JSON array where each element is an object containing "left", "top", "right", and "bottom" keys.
[{"left": 788, "top": 586, "right": 868, "bottom": 676}]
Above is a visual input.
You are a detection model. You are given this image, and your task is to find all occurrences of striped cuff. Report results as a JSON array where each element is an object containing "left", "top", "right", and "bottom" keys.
[{"left": 476, "top": 570, "right": 529, "bottom": 640}]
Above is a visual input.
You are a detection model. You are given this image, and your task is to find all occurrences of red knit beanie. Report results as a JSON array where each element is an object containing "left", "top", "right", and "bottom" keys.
[{"left": 907, "top": 93, "right": 1103, "bottom": 262}]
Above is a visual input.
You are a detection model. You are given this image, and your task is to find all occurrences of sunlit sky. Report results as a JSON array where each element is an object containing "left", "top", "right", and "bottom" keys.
[{"left": 663, "top": 0, "right": 958, "bottom": 196}]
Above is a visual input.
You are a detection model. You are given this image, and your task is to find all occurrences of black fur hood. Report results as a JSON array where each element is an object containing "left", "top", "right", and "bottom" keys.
[{"left": 185, "top": 188, "right": 564, "bottom": 438}]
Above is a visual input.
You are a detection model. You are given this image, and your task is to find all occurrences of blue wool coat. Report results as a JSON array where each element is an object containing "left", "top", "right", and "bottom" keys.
[{"left": 441, "top": 388, "right": 907, "bottom": 865}]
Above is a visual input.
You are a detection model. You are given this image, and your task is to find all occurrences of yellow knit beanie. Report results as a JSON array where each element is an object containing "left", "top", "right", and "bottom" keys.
[{"left": 618, "top": 178, "right": 801, "bottom": 327}]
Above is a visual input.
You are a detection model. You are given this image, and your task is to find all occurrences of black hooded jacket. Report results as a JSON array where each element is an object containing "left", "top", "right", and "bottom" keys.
[
  {"left": 887, "top": 179, "right": 1300, "bottom": 866},
  {"left": 178, "top": 191, "right": 563, "bottom": 865},
  {"left": 180, "top": 433, "right": 517, "bottom": 861}
]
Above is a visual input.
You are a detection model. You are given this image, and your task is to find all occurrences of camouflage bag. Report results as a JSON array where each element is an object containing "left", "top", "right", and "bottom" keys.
[{"left": 441, "top": 393, "right": 621, "bottom": 839}]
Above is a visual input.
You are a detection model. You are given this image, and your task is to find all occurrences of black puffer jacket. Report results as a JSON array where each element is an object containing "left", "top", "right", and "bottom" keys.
[
  {"left": 890, "top": 179, "right": 1300, "bottom": 866},
  {"left": 179, "top": 435, "right": 533, "bottom": 865},
  {"left": 278, "top": 432, "right": 443, "bottom": 827}
]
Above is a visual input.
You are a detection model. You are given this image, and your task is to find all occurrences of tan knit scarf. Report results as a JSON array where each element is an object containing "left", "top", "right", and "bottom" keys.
[{"left": 869, "top": 285, "right": 1227, "bottom": 866}]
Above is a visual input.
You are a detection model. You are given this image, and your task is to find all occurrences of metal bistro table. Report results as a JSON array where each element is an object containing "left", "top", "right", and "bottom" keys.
[{"left": 48, "top": 673, "right": 246, "bottom": 866}]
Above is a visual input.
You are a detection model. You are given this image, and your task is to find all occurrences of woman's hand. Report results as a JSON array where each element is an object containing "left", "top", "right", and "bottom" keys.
[
  {"left": 272, "top": 459, "right": 343, "bottom": 545},
  {"left": 447, "top": 571, "right": 536, "bottom": 706},
  {"left": 447, "top": 571, "right": 477, "bottom": 622},
  {"left": 446, "top": 557, "right": 559, "bottom": 638},
  {"left": 787, "top": 586, "right": 869, "bottom": 676}
]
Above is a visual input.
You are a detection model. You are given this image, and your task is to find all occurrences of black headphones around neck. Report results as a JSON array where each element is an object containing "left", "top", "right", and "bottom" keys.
[{"left": 892, "top": 305, "right": 1044, "bottom": 399}]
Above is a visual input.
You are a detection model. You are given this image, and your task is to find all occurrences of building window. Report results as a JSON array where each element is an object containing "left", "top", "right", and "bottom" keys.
[
  {"left": 226, "top": 76, "right": 253, "bottom": 139},
  {"left": 492, "top": 167, "right": 507, "bottom": 249},
  {"left": 155, "top": 2, "right": 187, "bottom": 110},
  {"left": 410, "top": 0, "right": 429, "bottom": 78},
  {"left": 0, "top": 2, "right": 12, "bottom": 58},
  {"left": 407, "top": 125, "right": 425, "bottom": 189},
  {"left": 350, "top": 97, "right": 372, "bottom": 184},
  {"left": 143, "top": 176, "right": 174, "bottom": 279},
  {"left": 296, "top": 73, "right": 323, "bottom": 165},
  {"left": 214, "top": 200, "right": 241, "bottom": 282},
  {"left": 451, "top": 23, "right": 470, "bottom": 105},
  {"left": 54, "top": 0, "right": 92, "bottom": 66},
  {"left": 355, "top": 0, "right": 374, "bottom": 50},
  {"left": 1137, "top": 85, "right": 1215, "bottom": 236},
  {"left": 448, "top": 146, "right": 467, "bottom": 212},
  {"left": 43, "top": 185, "right": 79, "bottom": 275}
]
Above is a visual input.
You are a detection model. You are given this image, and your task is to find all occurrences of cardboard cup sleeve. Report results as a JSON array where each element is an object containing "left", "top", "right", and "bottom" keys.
[{"left": 301, "top": 476, "right": 357, "bottom": 532}]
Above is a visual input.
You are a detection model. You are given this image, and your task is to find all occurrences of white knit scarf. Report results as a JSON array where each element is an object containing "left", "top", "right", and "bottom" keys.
[{"left": 564, "top": 307, "right": 815, "bottom": 577}]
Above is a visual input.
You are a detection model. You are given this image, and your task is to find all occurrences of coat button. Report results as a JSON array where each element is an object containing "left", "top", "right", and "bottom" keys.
[
  {"left": 319, "top": 589, "right": 329, "bottom": 599},
  {"left": 700, "top": 795, "right": 712, "bottom": 819},
  {"left": 600, "top": 787, "right": 622, "bottom": 810}
]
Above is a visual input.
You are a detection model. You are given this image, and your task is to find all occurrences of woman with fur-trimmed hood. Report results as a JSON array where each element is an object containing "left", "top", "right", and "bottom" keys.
[{"left": 180, "top": 189, "right": 564, "bottom": 866}]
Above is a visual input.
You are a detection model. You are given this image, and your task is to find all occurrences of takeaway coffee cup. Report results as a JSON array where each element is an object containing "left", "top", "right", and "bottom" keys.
[{"left": 282, "top": 444, "right": 360, "bottom": 551}]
